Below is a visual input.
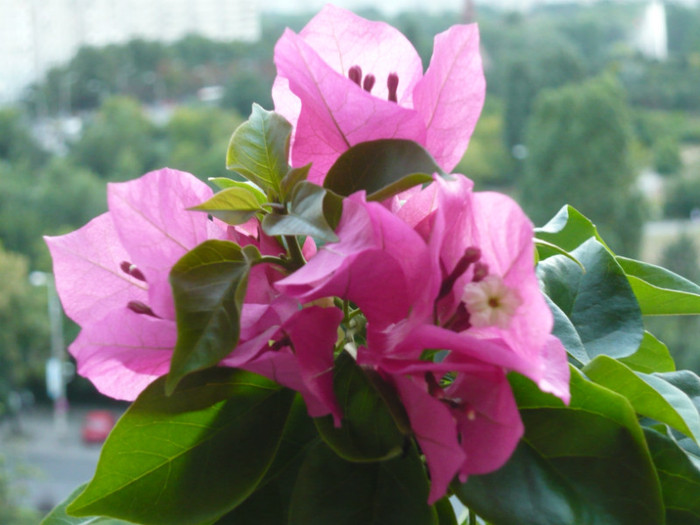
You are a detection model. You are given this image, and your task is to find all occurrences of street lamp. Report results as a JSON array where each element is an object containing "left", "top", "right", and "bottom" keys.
[{"left": 29, "top": 270, "right": 70, "bottom": 436}]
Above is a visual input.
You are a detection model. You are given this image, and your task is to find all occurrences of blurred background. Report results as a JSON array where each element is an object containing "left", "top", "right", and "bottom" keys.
[{"left": 1, "top": 0, "right": 700, "bottom": 520}]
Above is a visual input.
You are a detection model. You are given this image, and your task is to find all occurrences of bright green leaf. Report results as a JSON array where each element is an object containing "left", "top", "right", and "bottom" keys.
[
  {"left": 537, "top": 238, "right": 644, "bottom": 361},
  {"left": 535, "top": 238, "right": 585, "bottom": 271},
  {"left": 262, "top": 181, "right": 340, "bottom": 243},
  {"left": 454, "top": 368, "right": 665, "bottom": 525},
  {"left": 42, "top": 483, "right": 130, "bottom": 524},
  {"left": 644, "top": 425, "right": 700, "bottom": 525},
  {"left": 314, "top": 351, "right": 406, "bottom": 462},
  {"left": 288, "top": 441, "right": 437, "bottom": 525},
  {"left": 226, "top": 104, "right": 291, "bottom": 198},
  {"left": 67, "top": 368, "right": 295, "bottom": 525},
  {"left": 323, "top": 139, "right": 439, "bottom": 200},
  {"left": 208, "top": 178, "right": 265, "bottom": 200},
  {"left": 189, "top": 186, "right": 266, "bottom": 225},
  {"left": 434, "top": 497, "right": 458, "bottom": 525},
  {"left": 535, "top": 205, "right": 611, "bottom": 258},
  {"left": 616, "top": 256, "right": 700, "bottom": 315},
  {"left": 584, "top": 355, "right": 700, "bottom": 444},
  {"left": 619, "top": 331, "right": 676, "bottom": 374},
  {"left": 167, "top": 240, "right": 254, "bottom": 393}
]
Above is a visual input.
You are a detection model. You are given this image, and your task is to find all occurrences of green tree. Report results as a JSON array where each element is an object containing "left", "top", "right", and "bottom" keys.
[
  {"left": 520, "top": 75, "right": 646, "bottom": 255},
  {"left": 70, "top": 96, "right": 163, "bottom": 180}
]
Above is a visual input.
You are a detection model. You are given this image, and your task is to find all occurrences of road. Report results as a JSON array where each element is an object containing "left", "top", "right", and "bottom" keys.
[{"left": 0, "top": 406, "right": 123, "bottom": 516}]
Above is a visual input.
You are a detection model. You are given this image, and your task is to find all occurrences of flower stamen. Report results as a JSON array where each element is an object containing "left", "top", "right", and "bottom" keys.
[
  {"left": 461, "top": 275, "right": 522, "bottom": 329},
  {"left": 348, "top": 65, "right": 362, "bottom": 86},
  {"left": 387, "top": 73, "right": 399, "bottom": 102}
]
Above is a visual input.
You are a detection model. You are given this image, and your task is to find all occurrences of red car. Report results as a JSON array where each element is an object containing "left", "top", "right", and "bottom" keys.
[{"left": 81, "top": 410, "right": 116, "bottom": 443}]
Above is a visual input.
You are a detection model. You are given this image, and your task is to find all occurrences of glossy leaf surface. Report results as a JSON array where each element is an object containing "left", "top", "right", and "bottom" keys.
[
  {"left": 537, "top": 238, "right": 643, "bottom": 361},
  {"left": 323, "top": 139, "right": 437, "bottom": 200},
  {"left": 454, "top": 368, "right": 664, "bottom": 525},
  {"left": 68, "top": 369, "right": 294, "bottom": 525}
]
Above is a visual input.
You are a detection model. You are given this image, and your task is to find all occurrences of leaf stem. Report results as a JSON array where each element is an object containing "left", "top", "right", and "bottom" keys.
[
  {"left": 469, "top": 508, "right": 477, "bottom": 525},
  {"left": 284, "top": 235, "right": 306, "bottom": 270}
]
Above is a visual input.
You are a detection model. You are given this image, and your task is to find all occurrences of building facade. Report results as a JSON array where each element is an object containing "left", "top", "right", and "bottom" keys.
[{"left": 0, "top": 0, "right": 260, "bottom": 104}]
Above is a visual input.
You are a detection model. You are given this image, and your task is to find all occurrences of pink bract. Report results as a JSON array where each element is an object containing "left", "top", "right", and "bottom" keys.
[
  {"left": 277, "top": 174, "right": 570, "bottom": 502},
  {"left": 45, "top": 168, "right": 342, "bottom": 420},
  {"left": 272, "top": 4, "right": 485, "bottom": 183}
]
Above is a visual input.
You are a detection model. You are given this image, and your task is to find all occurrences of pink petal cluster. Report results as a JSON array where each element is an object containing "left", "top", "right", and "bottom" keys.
[
  {"left": 277, "top": 174, "right": 570, "bottom": 502},
  {"left": 273, "top": 5, "right": 485, "bottom": 183},
  {"left": 45, "top": 168, "right": 342, "bottom": 422}
]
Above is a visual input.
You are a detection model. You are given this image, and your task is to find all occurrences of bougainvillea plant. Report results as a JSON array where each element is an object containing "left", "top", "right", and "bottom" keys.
[{"left": 43, "top": 6, "right": 700, "bottom": 525}]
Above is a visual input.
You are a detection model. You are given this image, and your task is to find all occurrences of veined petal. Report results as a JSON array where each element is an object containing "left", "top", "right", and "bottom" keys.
[
  {"left": 107, "top": 168, "right": 217, "bottom": 320},
  {"left": 297, "top": 4, "right": 423, "bottom": 104},
  {"left": 274, "top": 29, "right": 426, "bottom": 183},
  {"left": 413, "top": 24, "right": 485, "bottom": 172},
  {"left": 69, "top": 308, "right": 176, "bottom": 401},
  {"left": 45, "top": 213, "right": 147, "bottom": 326}
]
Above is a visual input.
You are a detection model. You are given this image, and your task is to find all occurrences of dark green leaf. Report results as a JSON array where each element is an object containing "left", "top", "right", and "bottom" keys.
[
  {"left": 584, "top": 355, "right": 700, "bottom": 443},
  {"left": 67, "top": 368, "right": 295, "bottom": 525},
  {"left": 262, "top": 181, "right": 340, "bottom": 243},
  {"left": 434, "top": 497, "right": 459, "bottom": 525},
  {"left": 535, "top": 205, "right": 611, "bottom": 258},
  {"left": 42, "top": 483, "right": 131, "bottom": 524},
  {"left": 189, "top": 186, "right": 266, "bottom": 225},
  {"left": 619, "top": 331, "right": 676, "bottom": 374},
  {"left": 167, "top": 240, "right": 255, "bottom": 393},
  {"left": 314, "top": 351, "right": 406, "bottom": 462},
  {"left": 537, "top": 238, "right": 643, "bottom": 360},
  {"left": 226, "top": 104, "right": 292, "bottom": 197},
  {"left": 323, "top": 139, "right": 439, "bottom": 200},
  {"left": 288, "top": 441, "right": 437, "bottom": 525},
  {"left": 215, "top": 395, "right": 320, "bottom": 524},
  {"left": 644, "top": 425, "right": 700, "bottom": 525},
  {"left": 616, "top": 256, "right": 700, "bottom": 315},
  {"left": 280, "top": 163, "right": 311, "bottom": 200},
  {"left": 543, "top": 295, "right": 588, "bottom": 366},
  {"left": 454, "top": 368, "right": 664, "bottom": 525}
]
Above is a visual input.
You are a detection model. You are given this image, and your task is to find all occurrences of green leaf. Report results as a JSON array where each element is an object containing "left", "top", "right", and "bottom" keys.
[
  {"left": 535, "top": 205, "right": 611, "bottom": 258},
  {"left": 215, "top": 395, "right": 320, "bottom": 524},
  {"left": 434, "top": 497, "right": 459, "bottom": 525},
  {"left": 167, "top": 240, "right": 255, "bottom": 393},
  {"left": 288, "top": 441, "right": 438, "bottom": 525},
  {"left": 208, "top": 177, "right": 264, "bottom": 198},
  {"left": 323, "top": 139, "right": 439, "bottom": 200},
  {"left": 189, "top": 186, "right": 266, "bottom": 225},
  {"left": 314, "top": 351, "right": 406, "bottom": 462},
  {"left": 616, "top": 256, "right": 700, "bottom": 315},
  {"left": 280, "top": 163, "right": 311, "bottom": 200},
  {"left": 226, "top": 104, "right": 292, "bottom": 197},
  {"left": 42, "top": 483, "right": 131, "bottom": 524},
  {"left": 584, "top": 355, "right": 700, "bottom": 444},
  {"left": 537, "top": 238, "right": 644, "bottom": 361},
  {"left": 534, "top": 238, "right": 585, "bottom": 271},
  {"left": 544, "top": 295, "right": 588, "bottom": 366},
  {"left": 67, "top": 368, "right": 295, "bottom": 525},
  {"left": 619, "top": 331, "right": 676, "bottom": 374},
  {"left": 454, "top": 368, "right": 665, "bottom": 525},
  {"left": 262, "top": 181, "right": 340, "bottom": 243},
  {"left": 644, "top": 425, "right": 700, "bottom": 525}
]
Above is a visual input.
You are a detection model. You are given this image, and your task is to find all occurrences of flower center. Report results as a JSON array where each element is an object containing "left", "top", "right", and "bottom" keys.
[
  {"left": 348, "top": 64, "right": 399, "bottom": 102},
  {"left": 461, "top": 275, "right": 522, "bottom": 329}
]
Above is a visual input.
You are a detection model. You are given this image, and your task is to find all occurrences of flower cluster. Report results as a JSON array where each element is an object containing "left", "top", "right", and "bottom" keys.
[{"left": 45, "top": 5, "right": 569, "bottom": 505}]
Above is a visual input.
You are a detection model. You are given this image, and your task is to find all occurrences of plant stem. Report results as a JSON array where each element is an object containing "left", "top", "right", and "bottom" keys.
[
  {"left": 469, "top": 509, "right": 477, "bottom": 525},
  {"left": 285, "top": 235, "right": 306, "bottom": 270}
]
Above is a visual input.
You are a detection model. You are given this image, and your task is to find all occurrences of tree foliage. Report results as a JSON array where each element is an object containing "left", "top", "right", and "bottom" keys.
[{"left": 520, "top": 75, "right": 646, "bottom": 255}]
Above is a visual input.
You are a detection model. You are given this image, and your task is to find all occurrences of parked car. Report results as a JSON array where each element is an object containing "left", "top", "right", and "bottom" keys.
[{"left": 81, "top": 410, "right": 116, "bottom": 443}]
